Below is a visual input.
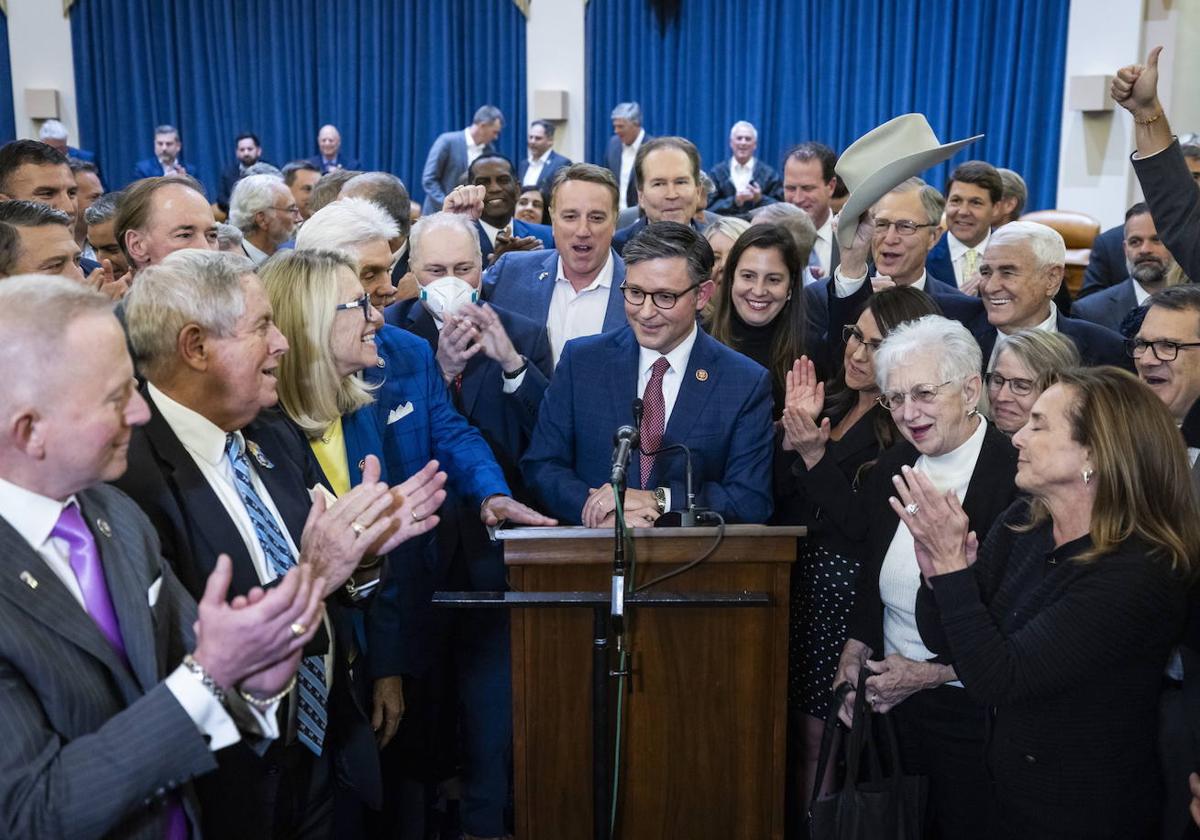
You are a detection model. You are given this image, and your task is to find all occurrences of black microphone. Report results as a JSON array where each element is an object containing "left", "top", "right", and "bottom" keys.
[
  {"left": 610, "top": 425, "right": 640, "bottom": 485},
  {"left": 643, "top": 441, "right": 702, "bottom": 527},
  {"left": 632, "top": 397, "right": 644, "bottom": 431}
]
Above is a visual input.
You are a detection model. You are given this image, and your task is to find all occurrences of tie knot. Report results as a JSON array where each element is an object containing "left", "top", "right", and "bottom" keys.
[
  {"left": 51, "top": 503, "right": 91, "bottom": 551},
  {"left": 224, "top": 433, "right": 244, "bottom": 461},
  {"left": 651, "top": 357, "right": 670, "bottom": 378}
]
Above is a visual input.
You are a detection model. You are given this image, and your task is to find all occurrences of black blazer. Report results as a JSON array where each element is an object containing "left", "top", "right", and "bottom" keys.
[
  {"left": 706, "top": 158, "right": 782, "bottom": 218},
  {"left": 111, "top": 389, "right": 382, "bottom": 823},
  {"left": 830, "top": 421, "right": 1020, "bottom": 656},
  {"left": 517, "top": 149, "right": 571, "bottom": 195},
  {"left": 604, "top": 133, "right": 652, "bottom": 209},
  {"left": 1133, "top": 139, "right": 1200, "bottom": 284},
  {"left": 916, "top": 502, "right": 1184, "bottom": 835}
]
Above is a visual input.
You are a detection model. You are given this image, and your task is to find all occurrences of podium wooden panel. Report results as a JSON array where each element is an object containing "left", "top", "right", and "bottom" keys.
[{"left": 500, "top": 525, "right": 802, "bottom": 839}]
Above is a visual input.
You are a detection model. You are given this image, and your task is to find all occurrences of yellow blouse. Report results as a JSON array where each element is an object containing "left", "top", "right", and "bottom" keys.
[{"left": 310, "top": 417, "right": 351, "bottom": 497}]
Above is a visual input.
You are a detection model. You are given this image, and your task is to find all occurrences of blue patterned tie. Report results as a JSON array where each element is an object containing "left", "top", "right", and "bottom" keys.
[{"left": 224, "top": 434, "right": 328, "bottom": 756}]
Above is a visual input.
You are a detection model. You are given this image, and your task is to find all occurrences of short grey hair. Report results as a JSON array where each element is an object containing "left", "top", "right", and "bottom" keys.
[
  {"left": 988, "top": 220, "right": 1066, "bottom": 270},
  {"left": 729, "top": 120, "right": 757, "bottom": 139},
  {"left": 749, "top": 202, "right": 818, "bottom": 264},
  {"left": 703, "top": 216, "right": 750, "bottom": 243},
  {"left": 611, "top": 102, "right": 642, "bottom": 124},
  {"left": 409, "top": 211, "right": 481, "bottom": 268},
  {"left": 154, "top": 124, "right": 180, "bottom": 139},
  {"left": 295, "top": 196, "right": 398, "bottom": 255},
  {"left": 215, "top": 222, "right": 244, "bottom": 250},
  {"left": 38, "top": 120, "right": 69, "bottom": 142},
  {"left": 126, "top": 250, "right": 254, "bottom": 380},
  {"left": 473, "top": 105, "right": 504, "bottom": 126},
  {"left": 884, "top": 177, "right": 946, "bottom": 226},
  {"left": 84, "top": 191, "right": 121, "bottom": 226},
  {"left": 340, "top": 172, "right": 412, "bottom": 238},
  {"left": 243, "top": 162, "right": 282, "bottom": 178},
  {"left": 874, "top": 314, "right": 982, "bottom": 392},
  {"left": 996, "top": 168, "right": 1027, "bottom": 218},
  {"left": 229, "top": 174, "right": 289, "bottom": 233}
]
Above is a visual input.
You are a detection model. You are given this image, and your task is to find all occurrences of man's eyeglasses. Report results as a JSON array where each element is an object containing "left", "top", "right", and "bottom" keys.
[
  {"left": 843, "top": 325, "right": 883, "bottom": 353},
  {"left": 272, "top": 204, "right": 303, "bottom": 217},
  {"left": 1126, "top": 337, "right": 1200, "bottom": 362},
  {"left": 335, "top": 294, "right": 373, "bottom": 321},
  {"left": 620, "top": 283, "right": 699, "bottom": 310},
  {"left": 877, "top": 381, "right": 954, "bottom": 411},
  {"left": 985, "top": 371, "right": 1035, "bottom": 396},
  {"left": 872, "top": 219, "right": 937, "bottom": 237}
]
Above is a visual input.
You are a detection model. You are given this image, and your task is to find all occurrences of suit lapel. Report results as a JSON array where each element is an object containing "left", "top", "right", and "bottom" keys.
[
  {"left": 476, "top": 222, "right": 494, "bottom": 262},
  {"left": 602, "top": 255, "right": 628, "bottom": 332},
  {"left": 534, "top": 251, "right": 559, "bottom": 322},
  {"left": 342, "top": 405, "right": 389, "bottom": 488},
  {"left": 661, "top": 331, "right": 719, "bottom": 448},
  {"left": 604, "top": 332, "right": 643, "bottom": 478},
  {"left": 244, "top": 429, "right": 309, "bottom": 547},
  {"left": 0, "top": 510, "right": 142, "bottom": 700}
]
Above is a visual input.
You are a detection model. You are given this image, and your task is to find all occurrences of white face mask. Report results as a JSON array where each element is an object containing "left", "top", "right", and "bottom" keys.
[{"left": 419, "top": 276, "right": 479, "bottom": 320}]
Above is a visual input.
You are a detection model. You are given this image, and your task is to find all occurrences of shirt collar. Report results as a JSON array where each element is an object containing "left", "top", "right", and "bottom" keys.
[
  {"left": 555, "top": 250, "right": 615, "bottom": 291},
  {"left": 731, "top": 157, "right": 755, "bottom": 173},
  {"left": 242, "top": 238, "right": 270, "bottom": 265},
  {"left": 815, "top": 214, "right": 834, "bottom": 243},
  {"left": 1133, "top": 278, "right": 1153, "bottom": 305},
  {"left": 464, "top": 127, "right": 483, "bottom": 152},
  {"left": 147, "top": 383, "right": 237, "bottom": 468},
  {"left": 625, "top": 129, "right": 646, "bottom": 150},
  {"left": 638, "top": 322, "right": 699, "bottom": 378},
  {"left": 479, "top": 219, "right": 511, "bottom": 245},
  {"left": 528, "top": 150, "right": 550, "bottom": 165},
  {"left": 0, "top": 477, "right": 75, "bottom": 551},
  {"left": 947, "top": 230, "right": 990, "bottom": 261}
]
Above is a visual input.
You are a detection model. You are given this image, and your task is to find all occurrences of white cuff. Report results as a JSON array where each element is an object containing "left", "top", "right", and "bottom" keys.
[
  {"left": 166, "top": 665, "right": 280, "bottom": 751},
  {"left": 501, "top": 369, "right": 526, "bottom": 393},
  {"left": 833, "top": 266, "right": 868, "bottom": 299}
]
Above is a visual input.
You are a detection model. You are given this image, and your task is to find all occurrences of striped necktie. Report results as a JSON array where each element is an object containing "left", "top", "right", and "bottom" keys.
[{"left": 224, "top": 434, "right": 328, "bottom": 755}]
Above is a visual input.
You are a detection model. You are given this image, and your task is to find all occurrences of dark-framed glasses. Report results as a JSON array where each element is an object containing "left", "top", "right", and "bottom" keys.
[
  {"left": 335, "top": 293, "right": 372, "bottom": 321},
  {"left": 1125, "top": 337, "right": 1200, "bottom": 362},
  {"left": 842, "top": 324, "right": 883, "bottom": 353},
  {"left": 620, "top": 283, "right": 698, "bottom": 310},
  {"left": 984, "top": 371, "right": 1035, "bottom": 396},
  {"left": 872, "top": 218, "right": 937, "bottom": 237},
  {"left": 876, "top": 380, "right": 954, "bottom": 411}
]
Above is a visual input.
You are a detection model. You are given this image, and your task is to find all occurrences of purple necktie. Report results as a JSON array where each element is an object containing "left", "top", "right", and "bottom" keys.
[{"left": 53, "top": 506, "right": 189, "bottom": 840}]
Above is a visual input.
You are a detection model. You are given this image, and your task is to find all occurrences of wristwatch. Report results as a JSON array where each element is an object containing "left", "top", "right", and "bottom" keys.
[
  {"left": 654, "top": 487, "right": 668, "bottom": 514},
  {"left": 502, "top": 356, "right": 528, "bottom": 380}
]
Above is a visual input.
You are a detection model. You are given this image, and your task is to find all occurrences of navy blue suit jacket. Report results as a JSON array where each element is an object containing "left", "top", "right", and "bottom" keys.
[
  {"left": 304, "top": 154, "right": 359, "bottom": 174},
  {"left": 604, "top": 134, "right": 652, "bottom": 209},
  {"left": 612, "top": 216, "right": 704, "bottom": 256},
  {"left": 1133, "top": 140, "right": 1200, "bottom": 284},
  {"left": 131, "top": 158, "right": 197, "bottom": 183},
  {"left": 707, "top": 158, "right": 782, "bottom": 217},
  {"left": 816, "top": 270, "right": 965, "bottom": 345},
  {"left": 355, "top": 324, "right": 510, "bottom": 676},
  {"left": 1070, "top": 278, "right": 1140, "bottom": 335},
  {"left": 521, "top": 326, "right": 775, "bottom": 524},
  {"left": 475, "top": 218, "right": 555, "bottom": 264},
  {"left": 482, "top": 248, "right": 628, "bottom": 336},
  {"left": 517, "top": 150, "right": 571, "bottom": 195},
  {"left": 925, "top": 234, "right": 958, "bottom": 288},
  {"left": 1080, "top": 224, "right": 1127, "bottom": 298}
]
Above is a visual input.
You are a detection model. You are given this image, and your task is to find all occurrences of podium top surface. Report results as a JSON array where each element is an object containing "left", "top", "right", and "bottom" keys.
[{"left": 494, "top": 524, "right": 806, "bottom": 541}]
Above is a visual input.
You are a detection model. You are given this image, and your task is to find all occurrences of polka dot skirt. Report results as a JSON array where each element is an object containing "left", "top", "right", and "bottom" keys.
[{"left": 788, "top": 541, "right": 861, "bottom": 719}]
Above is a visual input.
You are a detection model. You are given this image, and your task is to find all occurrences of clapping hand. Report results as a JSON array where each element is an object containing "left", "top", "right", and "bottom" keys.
[
  {"left": 889, "top": 465, "right": 977, "bottom": 579},
  {"left": 457, "top": 302, "right": 524, "bottom": 373},
  {"left": 490, "top": 231, "right": 543, "bottom": 265},
  {"left": 780, "top": 356, "right": 831, "bottom": 468},
  {"left": 85, "top": 259, "right": 131, "bottom": 301}
]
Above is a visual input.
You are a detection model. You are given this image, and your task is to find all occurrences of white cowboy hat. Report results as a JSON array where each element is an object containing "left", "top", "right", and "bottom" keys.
[{"left": 835, "top": 114, "right": 983, "bottom": 249}]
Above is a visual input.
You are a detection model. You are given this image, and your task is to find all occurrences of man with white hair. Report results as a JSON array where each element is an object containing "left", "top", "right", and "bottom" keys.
[
  {"left": 385, "top": 212, "right": 552, "bottom": 839},
  {"left": 604, "top": 101, "right": 649, "bottom": 211},
  {"left": 228, "top": 174, "right": 300, "bottom": 265},
  {"left": 38, "top": 117, "right": 95, "bottom": 162},
  {"left": 0, "top": 274, "right": 319, "bottom": 838},
  {"left": 339, "top": 171, "right": 414, "bottom": 282},
  {"left": 116, "top": 249, "right": 446, "bottom": 838},
  {"left": 295, "top": 196, "right": 400, "bottom": 308},
  {"left": 306, "top": 124, "right": 359, "bottom": 174},
  {"left": 708, "top": 120, "right": 781, "bottom": 219}
]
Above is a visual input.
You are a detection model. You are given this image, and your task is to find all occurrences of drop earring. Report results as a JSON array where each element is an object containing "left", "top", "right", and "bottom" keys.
[{"left": 1082, "top": 468, "right": 1094, "bottom": 485}]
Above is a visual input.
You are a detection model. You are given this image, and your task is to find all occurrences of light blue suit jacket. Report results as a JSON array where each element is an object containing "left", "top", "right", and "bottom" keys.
[{"left": 481, "top": 249, "right": 628, "bottom": 338}]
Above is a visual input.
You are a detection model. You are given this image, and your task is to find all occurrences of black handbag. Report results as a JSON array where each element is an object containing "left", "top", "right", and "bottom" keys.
[{"left": 807, "top": 668, "right": 928, "bottom": 840}]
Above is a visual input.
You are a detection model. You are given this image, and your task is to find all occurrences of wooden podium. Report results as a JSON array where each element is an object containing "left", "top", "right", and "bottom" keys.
[{"left": 496, "top": 524, "right": 802, "bottom": 839}]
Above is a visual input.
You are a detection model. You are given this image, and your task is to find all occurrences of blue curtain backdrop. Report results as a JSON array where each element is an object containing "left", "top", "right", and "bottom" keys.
[
  {"left": 586, "top": 0, "right": 1070, "bottom": 212},
  {"left": 0, "top": 11, "right": 15, "bottom": 144},
  {"left": 70, "top": 0, "right": 526, "bottom": 202}
]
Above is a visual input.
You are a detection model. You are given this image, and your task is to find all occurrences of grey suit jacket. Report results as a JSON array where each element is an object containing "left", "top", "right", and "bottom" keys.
[
  {"left": 0, "top": 484, "right": 217, "bottom": 839},
  {"left": 421, "top": 130, "right": 494, "bottom": 214}
]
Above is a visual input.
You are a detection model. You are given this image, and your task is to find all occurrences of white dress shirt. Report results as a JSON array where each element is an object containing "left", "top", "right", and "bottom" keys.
[
  {"left": 523, "top": 151, "right": 550, "bottom": 187},
  {"left": 479, "top": 219, "right": 511, "bottom": 250},
  {"left": 988, "top": 303, "right": 1059, "bottom": 368},
  {"left": 547, "top": 252, "right": 616, "bottom": 364},
  {"left": 1133, "top": 278, "right": 1154, "bottom": 306},
  {"left": 833, "top": 266, "right": 928, "bottom": 298},
  {"left": 242, "top": 239, "right": 270, "bottom": 267},
  {"left": 0, "top": 477, "right": 277, "bottom": 749},
  {"left": 464, "top": 127, "right": 485, "bottom": 167},
  {"left": 879, "top": 418, "right": 988, "bottom": 683},
  {"left": 947, "top": 231, "right": 990, "bottom": 287},
  {"left": 618, "top": 129, "right": 646, "bottom": 210},
  {"left": 635, "top": 324, "right": 699, "bottom": 504},
  {"left": 813, "top": 214, "right": 835, "bottom": 275},
  {"left": 729, "top": 157, "right": 755, "bottom": 194}
]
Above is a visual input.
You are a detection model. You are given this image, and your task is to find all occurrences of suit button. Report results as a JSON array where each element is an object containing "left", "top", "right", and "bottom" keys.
[
  {"left": 154, "top": 786, "right": 167, "bottom": 798},
  {"left": 1023, "top": 754, "right": 1037, "bottom": 764}
]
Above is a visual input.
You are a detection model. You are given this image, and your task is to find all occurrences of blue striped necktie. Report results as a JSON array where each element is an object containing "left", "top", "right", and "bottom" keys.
[{"left": 224, "top": 434, "right": 328, "bottom": 755}]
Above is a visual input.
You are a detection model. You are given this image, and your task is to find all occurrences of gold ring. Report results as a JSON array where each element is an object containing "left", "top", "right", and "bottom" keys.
[
  {"left": 290, "top": 622, "right": 307, "bottom": 638},
  {"left": 350, "top": 521, "right": 366, "bottom": 536}
]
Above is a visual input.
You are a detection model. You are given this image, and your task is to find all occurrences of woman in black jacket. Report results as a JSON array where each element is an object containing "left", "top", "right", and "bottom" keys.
[{"left": 899, "top": 366, "right": 1200, "bottom": 837}]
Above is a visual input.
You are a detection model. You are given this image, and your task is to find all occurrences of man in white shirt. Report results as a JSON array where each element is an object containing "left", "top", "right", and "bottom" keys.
[
  {"left": 0, "top": 273, "right": 319, "bottom": 838},
  {"left": 927, "top": 160, "right": 1003, "bottom": 293},
  {"left": 782, "top": 141, "right": 839, "bottom": 275},
  {"left": 518, "top": 120, "right": 571, "bottom": 193},
  {"left": 420, "top": 105, "right": 504, "bottom": 214},
  {"left": 708, "top": 121, "right": 782, "bottom": 220},
  {"left": 604, "top": 101, "right": 648, "bottom": 211},
  {"left": 227, "top": 174, "right": 300, "bottom": 266}
]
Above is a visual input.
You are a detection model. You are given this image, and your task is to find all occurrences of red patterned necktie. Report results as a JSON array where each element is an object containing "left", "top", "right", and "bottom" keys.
[{"left": 639, "top": 357, "right": 670, "bottom": 489}]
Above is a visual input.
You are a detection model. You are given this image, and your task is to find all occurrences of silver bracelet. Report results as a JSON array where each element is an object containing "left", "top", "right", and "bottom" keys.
[{"left": 181, "top": 654, "right": 228, "bottom": 706}]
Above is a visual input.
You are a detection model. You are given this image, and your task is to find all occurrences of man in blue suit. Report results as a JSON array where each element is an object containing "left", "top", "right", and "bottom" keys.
[
  {"left": 612, "top": 136, "right": 706, "bottom": 256},
  {"left": 305, "top": 124, "right": 360, "bottom": 174},
  {"left": 1073, "top": 204, "right": 1175, "bottom": 335},
  {"left": 132, "top": 124, "right": 192, "bottom": 181},
  {"left": 483, "top": 162, "right": 629, "bottom": 364},
  {"left": 925, "top": 160, "right": 1002, "bottom": 292},
  {"left": 523, "top": 221, "right": 774, "bottom": 527},
  {"left": 518, "top": 120, "right": 571, "bottom": 195},
  {"left": 708, "top": 121, "right": 781, "bottom": 219},
  {"left": 463, "top": 154, "right": 554, "bottom": 264},
  {"left": 604, "top": 101, "right": 649, "bottom": 212},
  {"left": 420, "top": 105, "right": 503, "bottom": 215},
  {"left": 38, "top": 118, "right": 95, "bottom": 163}
]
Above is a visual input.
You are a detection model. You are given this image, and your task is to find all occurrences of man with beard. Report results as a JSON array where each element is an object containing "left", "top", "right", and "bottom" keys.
[
  {"left": 1073, "top": 203, "right": 1179, "bottom": 333},
  {"left": 228, "top": 174, "right": 300, "bottom": 266},
  {"left": 463, "top": 154, "right": 553, "bottom": 264},
  {"left": 216, "top": 132, "right": 266, "bottom": 215}
]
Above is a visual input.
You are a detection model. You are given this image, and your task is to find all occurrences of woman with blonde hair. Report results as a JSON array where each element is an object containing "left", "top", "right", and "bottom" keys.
[
  {"left": 985, "top": 329, "right": 1081, "bottom": 434},
  {"left": 899, "top": 366, "right": 1199, "bottom": 837}
]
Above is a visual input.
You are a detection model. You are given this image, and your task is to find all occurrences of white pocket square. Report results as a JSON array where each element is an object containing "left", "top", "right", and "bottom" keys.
[
  {"left": 387, "top": 402, "right": 414, "bottom": 424},
  {"left": 147, "top": 575, "right": 163, "bottom": 607}
]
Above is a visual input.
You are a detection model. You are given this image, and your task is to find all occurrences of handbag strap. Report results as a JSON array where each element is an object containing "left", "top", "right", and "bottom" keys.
[
  {"left": 843, "top": 666, "right": 873, "bottom": 784},
  {"left": 808, "top": 680, "right": 853, "bottom": 809}
]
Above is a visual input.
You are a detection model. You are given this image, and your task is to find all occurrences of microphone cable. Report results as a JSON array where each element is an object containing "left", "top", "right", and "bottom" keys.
[{"left": 633, "top": 510, "right": 726, "bottom": 593}]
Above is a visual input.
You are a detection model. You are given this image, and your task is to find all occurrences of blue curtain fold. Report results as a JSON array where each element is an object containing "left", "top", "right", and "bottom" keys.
[
  {"left": 70, "top": 0, "right": 526, "bottom": 202},
  {"left": 586, "top": 0, "right": 1070, "bottom": 212},
  {"left": 0, "top": 10, "right": 15, "bottom": 143}
]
